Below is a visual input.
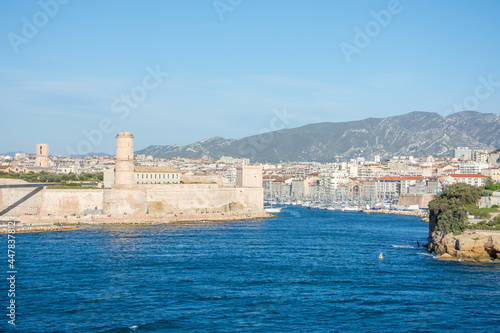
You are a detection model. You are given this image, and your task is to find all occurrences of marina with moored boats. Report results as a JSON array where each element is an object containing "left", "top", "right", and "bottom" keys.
[{"left": 264, "top": 196, "right": 429, "bottom": 217}]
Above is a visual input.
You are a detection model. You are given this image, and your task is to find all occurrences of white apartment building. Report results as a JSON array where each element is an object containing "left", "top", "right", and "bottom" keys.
[
  {"left": 319, "top": 170, "right": 349, "bottom": 194},
  {"left": 446, "top": 174, "right": 487, "bottom": 187},
  {"left": 472, "top": 150, "right": 489, "bottom": 163},
  {"left": 459, "top": 162, "right": 489, "bottom": 174},
  {"left": 455, "top": 147, "right": 472, "bottom": 161}
]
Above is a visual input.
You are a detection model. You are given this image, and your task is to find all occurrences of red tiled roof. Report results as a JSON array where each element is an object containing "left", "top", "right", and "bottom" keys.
[
  {"left": 134, "top": 166, "right": 181, "bottom": 173},
  {"left": 448, "top": 174, "right": 487, "bottom": 178},
  {"left": 274, "top": 177, "right": 292, "bottom": 182},
  {"left": 379, "top": 176, "right": 422, "bottom": 181}
]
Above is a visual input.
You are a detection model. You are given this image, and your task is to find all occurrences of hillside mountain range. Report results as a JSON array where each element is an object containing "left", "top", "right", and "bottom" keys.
[
  {"left": 135, "top": 111, "right": 500, "bottom": 163},
  {"left": 0, "top": 151, "right": 23, "bottom": 157},
  {"left": 0, "top": 152, "right": 112, "bottom": 158}
]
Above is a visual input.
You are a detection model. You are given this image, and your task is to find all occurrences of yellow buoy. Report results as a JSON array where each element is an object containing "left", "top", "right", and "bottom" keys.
[{"left": 378, "top": 253, "right": 383, "bottom": 260}]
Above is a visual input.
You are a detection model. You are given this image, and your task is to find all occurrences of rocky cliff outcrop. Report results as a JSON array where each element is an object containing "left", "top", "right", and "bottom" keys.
[
  {"left": 136, "top": 111, "right": 500, "bottom": 162},
  {"left": 428, "top": 212, "right": 500, "bottom": 262},
  {"left": 428, "top": 230, "right": 500, "bottom": 262}
]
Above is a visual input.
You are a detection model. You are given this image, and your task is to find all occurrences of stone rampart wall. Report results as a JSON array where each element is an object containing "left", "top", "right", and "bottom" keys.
[
  {"left": 398, "top": 193, "right": 435, "bottom": 209},
  {"left": 0, "top": 187, "right": 43, "bottom": 215},
  {"left": 39, "top": 189, "right": 104, "bottom": 216},
  {"left": 479, "top": 196, "right": 500, "bottom": 208},
  {"left": 1, "top": 184, "right": 264, "bottom": 218}
]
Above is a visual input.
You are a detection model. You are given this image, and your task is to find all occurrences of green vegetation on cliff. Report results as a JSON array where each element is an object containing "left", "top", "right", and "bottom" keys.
[
  {"left": 429, "top": 183, "right": 483, "bottom": 235},
  {"left": 45, "top": 183, "right": 101, "bottom": 189},
  {"left": 0, "top": 171, "right": 103, "bottom": 183},
  {"left": 485, "top": 182, "right": 500, "bottom": 191},
  {"left": 468, "top": 215, "right": 500, "bottom": 231}
]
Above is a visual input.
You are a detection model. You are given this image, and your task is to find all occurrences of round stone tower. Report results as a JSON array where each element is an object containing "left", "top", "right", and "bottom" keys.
[{"left": 115, "top": 130, "right": 135, "bottom": 186}]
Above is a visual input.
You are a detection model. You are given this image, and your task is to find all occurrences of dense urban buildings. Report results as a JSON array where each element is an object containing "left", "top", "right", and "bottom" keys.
[{"left": 1, "top": 145, "right": 499, "bottom": 211}]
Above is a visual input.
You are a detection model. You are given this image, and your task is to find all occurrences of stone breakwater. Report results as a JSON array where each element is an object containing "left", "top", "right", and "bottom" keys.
[
  {"left": 428, "top": 229, "right": 500, "bottom": 262},
  {"left": 362, "top": 209, "right": 427, "bottom": 218},
  {"left": 0, "top": 226, "right": 78, "bottom": 234},
  {"left": 0, "top": 211, "right": 271, "bottom": 234}
]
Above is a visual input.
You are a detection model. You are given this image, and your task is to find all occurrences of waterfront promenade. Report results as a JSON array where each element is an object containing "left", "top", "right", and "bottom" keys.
[{"left": 0, "top": 210, "right": 271, "bottom": 233}]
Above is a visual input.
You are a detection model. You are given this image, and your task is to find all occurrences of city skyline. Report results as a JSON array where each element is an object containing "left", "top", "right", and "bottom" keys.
[
  {"left": 2, "top": 2, "right": 500, "bottom": 330},
  {"left": 1, "top": 0, "right": 500, "bottom": 155},
  {"left": 1, "top": 110, "right": 498, "bottom": 161}
]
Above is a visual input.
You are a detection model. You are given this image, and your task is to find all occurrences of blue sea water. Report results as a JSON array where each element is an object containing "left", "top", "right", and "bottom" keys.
[{"left": 4, "top": 206, "right": 500, "bottom": 332}]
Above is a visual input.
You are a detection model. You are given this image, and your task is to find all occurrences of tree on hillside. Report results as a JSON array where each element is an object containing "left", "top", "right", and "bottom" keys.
[
  {"left": 485, "top": 176, "right": 495, "bottom": 187},
  {"left": 429, "top": 183, "right": 483, "bottom": 234}
]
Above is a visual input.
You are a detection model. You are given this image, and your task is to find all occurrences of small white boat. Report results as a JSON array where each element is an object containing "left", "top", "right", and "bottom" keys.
[
  {"left": 265, "top": 207, "right": 282, "bottom": 213},
  {"left": 341, "top": 206, "right": 361, "bottom": 212}
]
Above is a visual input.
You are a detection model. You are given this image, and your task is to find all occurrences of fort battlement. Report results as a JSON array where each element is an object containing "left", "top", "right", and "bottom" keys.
[{"left": 0, "top": 131, "right": 267, "bottom": 222}]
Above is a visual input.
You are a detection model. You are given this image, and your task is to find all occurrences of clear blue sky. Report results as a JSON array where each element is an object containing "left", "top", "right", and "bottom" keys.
[{"left": 1, "top": 0, "right": 499, "bottom": 155}]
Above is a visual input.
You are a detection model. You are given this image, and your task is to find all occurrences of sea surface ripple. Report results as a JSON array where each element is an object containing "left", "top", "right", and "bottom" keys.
[{"left": 5, "top": 206, "right": 500, "bottom": 332}]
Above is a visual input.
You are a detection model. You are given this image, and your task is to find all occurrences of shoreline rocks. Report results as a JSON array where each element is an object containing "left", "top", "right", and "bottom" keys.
[
  {"left": 428, "top": 229, "right": 500, "bottom": 262},
  {"left": 0, "top": 226, "right": 78, "bottom": 234},
  {"left": 362, "top": 209, "right": 427, "bottom": 218},
  {"left": 427, "top": 210, "right": 500, "bottom": 262}
]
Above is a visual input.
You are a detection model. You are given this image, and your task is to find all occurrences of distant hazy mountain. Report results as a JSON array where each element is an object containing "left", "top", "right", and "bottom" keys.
[
  {"left": 0, "top": 151, "right": 24, "bottom": 157},
  {"left": 135, "top": 111, "right": 500, "bottom": 163},
  {"left": 68, "top": 152, "right": 112, "bottom": 157},
  {"left": 0, "top": 152, "right": 112, "bottom": 158}
]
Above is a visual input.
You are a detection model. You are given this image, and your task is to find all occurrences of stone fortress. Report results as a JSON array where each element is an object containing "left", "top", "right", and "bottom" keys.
[{"left": 0, "top": 131, "right": 267, "bottom": 223}]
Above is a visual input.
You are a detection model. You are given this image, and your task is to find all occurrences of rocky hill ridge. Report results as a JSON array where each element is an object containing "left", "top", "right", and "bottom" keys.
[{"left": 136, "top": 111, "right": 500, "bottom": 162}]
